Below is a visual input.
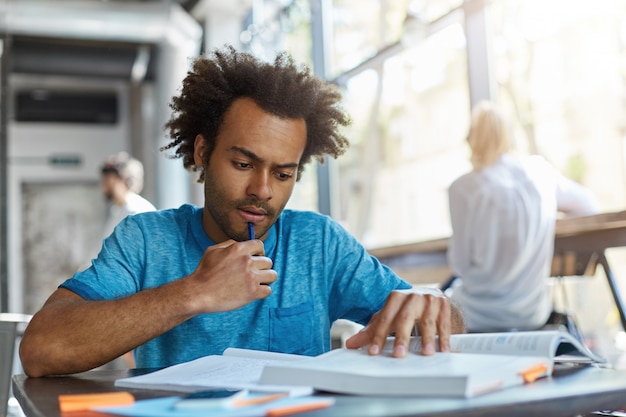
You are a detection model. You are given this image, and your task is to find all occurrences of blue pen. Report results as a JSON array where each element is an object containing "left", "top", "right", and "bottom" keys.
[{"left": 248, "top": 222, "right": 254, "bottom": 240}]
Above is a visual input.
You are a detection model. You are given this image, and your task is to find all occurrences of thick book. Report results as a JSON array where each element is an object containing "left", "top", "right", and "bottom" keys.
[{"left": 258, "top": 330, "right": 607, "bottom": 398}]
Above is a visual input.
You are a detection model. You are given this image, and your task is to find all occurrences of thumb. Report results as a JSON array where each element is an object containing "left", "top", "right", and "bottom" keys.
[{"left": 344, "top": 327, "right": 371, "bottom": 350}]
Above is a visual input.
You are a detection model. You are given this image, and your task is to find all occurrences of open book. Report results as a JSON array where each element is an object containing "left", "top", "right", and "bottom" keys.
[
  {"left": 116, "top": 330, "right": 605, "bottom": 399},
  {"left": 258, "top": 330, "right": 607, "bottom": 398}
]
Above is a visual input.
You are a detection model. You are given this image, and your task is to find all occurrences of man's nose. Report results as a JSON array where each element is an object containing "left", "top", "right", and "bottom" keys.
[{"left": 247, "top": 172, "right": 273, "bottom": 201}]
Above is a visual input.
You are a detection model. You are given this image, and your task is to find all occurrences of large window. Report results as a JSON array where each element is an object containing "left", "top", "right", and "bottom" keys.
[
  {"left": 334, "top": 6, "right": 469, "bottom": 247},
  {"left": 257, "top": 0, "right": 626, "bottom": 248},
  {"left": 491, "top": 0, "right": 626, "bottom": 211},
  {"left": 328, "top": 0, "right": 626, "bottom": 249}
]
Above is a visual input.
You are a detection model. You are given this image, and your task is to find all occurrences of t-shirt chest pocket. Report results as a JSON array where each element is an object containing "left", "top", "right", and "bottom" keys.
[{"left": 268, "top": 301, "right": 317, "bottom": 355}]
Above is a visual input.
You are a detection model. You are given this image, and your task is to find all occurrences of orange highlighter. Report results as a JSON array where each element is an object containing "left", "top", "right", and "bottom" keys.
[{"left": 58, "top": 392, "right": 135, "bottom": 412}]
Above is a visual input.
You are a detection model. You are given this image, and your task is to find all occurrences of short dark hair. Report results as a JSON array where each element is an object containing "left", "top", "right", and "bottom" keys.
[
  {"left": 161, "top": 45, "right": 351, "bottom": 182},
  {"left": 100, "top": 151, "right": 144, "bottom": 193}
]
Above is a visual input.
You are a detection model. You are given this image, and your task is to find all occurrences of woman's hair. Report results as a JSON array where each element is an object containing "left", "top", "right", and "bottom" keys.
[
  {"left": 162, "top": 45, "right": 351, "bottom": 182},
  {"left": 467, "top": 101, "right": 513, "bottom": 171}
]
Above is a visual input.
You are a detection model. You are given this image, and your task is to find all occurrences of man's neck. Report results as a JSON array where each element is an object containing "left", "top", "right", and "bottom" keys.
[{"left": 113, "top": 190, "right": 131, "bottom": 206}]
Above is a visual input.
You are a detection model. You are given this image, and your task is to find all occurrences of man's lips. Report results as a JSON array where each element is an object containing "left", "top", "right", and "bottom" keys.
[{"left": 238, "top": 207, "right": 267, "bottom": 223}]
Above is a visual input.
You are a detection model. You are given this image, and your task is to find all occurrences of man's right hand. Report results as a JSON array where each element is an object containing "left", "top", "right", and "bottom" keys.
[{"left": 185, "top": 239, "right": 277, "bottom": 314}]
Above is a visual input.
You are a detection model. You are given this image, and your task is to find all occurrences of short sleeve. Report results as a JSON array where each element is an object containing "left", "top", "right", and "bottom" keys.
[{"left": 60, "top": 216, "right": 146, "bottom": 300}]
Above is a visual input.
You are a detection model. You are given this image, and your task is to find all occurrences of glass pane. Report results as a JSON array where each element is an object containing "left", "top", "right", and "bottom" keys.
[
  {"left": 491, "top": 0, "right": 626, "bottom": 211},
  {"left": 329, "top": 0, "right": 464, "bottom": 78},
  {"left": 329, "top": 0, "right": 410, "bottom": 78},
  {"left": 241, "top": 0, "right": 313, "bottom": 67},
  {"left": 338, "top": 23, "right": 470, "bottom": 248},
  {"left": 280, "top": 0, "right": 313, "bottom": 66}
]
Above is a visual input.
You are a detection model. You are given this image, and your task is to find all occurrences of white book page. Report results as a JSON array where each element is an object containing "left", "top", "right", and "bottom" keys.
[
  {"left": 384, "top": 332, "right": 554, "bottom": 356},
  {"left": 115, "top": 352, "right": 313, "bottom": 395},
  {"left": 446, "top": 331, "right": 559, "bottom": 357},
  {"left": 391, "top": 330, "right": 604, "bottom": 363}
]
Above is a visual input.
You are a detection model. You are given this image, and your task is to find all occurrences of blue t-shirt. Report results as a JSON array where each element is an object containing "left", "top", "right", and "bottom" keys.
[{"left": 61, "top": 204, "right": 410, "bottom": 368}]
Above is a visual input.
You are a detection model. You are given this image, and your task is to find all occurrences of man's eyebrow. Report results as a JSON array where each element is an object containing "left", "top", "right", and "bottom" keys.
[
  {"left": 230, "top": 146, "right": 299, "bottom": 169},
  {"left": 231, "top": 146, "right": 262, "bottom": 162}
]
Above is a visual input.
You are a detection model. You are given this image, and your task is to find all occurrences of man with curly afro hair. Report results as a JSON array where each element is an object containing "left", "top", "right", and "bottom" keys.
[{"left": 20, "top": 46, "right": 464, "bottom": 377}]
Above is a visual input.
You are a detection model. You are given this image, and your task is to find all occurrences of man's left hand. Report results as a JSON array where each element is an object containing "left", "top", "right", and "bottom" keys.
[{"left": 345, "top": 289, "right": 459, "bottom": 357}]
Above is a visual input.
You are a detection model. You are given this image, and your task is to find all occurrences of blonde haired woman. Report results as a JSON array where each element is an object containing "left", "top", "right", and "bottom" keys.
[{"left": 445, "top": 101, "right": 599, "bottom": 332}]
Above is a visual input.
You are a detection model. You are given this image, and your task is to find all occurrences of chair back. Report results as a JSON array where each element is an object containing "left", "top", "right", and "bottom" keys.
[{"left": 0, "top": 314, "right": 31, "bottom": 417}]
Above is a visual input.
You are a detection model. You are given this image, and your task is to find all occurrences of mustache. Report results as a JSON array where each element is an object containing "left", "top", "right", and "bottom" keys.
[{"left": 233, "top": 198, "right": 275, "bottom": 217}]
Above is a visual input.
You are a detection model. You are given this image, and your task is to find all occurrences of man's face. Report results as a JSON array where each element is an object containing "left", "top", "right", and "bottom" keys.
[
  {"left": 194, "top": 97, "right": 307, "bottom": 243},
  {"left": 100, "top": 172, "right": 122, "bottom": 202}
]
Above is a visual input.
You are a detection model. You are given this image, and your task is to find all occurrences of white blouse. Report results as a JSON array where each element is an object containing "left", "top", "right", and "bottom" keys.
[
  {"left": 447, "top": 155, "right": 599, "bottom": 332},
  {"left": 102, "top": 192, "right": 157, "bottom": 239}
]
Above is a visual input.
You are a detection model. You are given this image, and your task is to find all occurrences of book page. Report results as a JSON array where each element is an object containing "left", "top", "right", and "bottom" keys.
[
  {"left": 389, "top": 330, "right": 604, "bottom": 364},
  {"left": 385, "top": 331, "right": 557, "bottom": 357},
  {"left": 448, "top": 332, "right": 560, "bottom": 357},
  {"left": 115, "top": 353, "right": 313, "bottom": 396}
]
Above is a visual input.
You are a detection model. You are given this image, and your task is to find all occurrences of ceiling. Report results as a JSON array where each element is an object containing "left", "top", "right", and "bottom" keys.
[
  {"left": 1, "top": 0, "right": 246, "bottom": 81},
  {"left": 10, "top": 36, "right": 160, "bottom": 81}
]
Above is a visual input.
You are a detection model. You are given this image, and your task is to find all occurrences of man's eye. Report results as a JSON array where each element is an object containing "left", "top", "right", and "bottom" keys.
[
  {"left": 275, "top": 172, "right": 293, "bottom": 180},
  {"left": 235, "top": 162, "right": 252, "bottom": 169}
]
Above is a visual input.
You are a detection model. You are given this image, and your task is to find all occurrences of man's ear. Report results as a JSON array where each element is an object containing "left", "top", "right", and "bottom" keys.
[{"left": 193, "top": 134, "right": 206, "bottom": 167}]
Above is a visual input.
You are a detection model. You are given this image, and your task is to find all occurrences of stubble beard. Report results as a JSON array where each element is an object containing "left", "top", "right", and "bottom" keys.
[{"left": 203, "top": 170, "right": 281, "bottom": 242}]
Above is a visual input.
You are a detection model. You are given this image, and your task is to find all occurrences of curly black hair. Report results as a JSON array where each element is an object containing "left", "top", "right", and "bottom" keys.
[{"left": 161, "top": 45, "right": 351, "bottom": 182}]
